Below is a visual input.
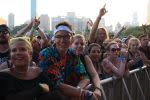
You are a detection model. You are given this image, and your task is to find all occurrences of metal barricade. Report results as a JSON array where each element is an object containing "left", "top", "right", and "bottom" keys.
[{"left": 100, "top": 66, "right": 150, "bottom": 100}]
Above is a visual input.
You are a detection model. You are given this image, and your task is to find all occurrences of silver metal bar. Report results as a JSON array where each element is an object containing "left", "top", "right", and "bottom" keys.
[
  {"left": 134, "top": 73, "right": 145, "bottom": 100},
  {"left": 100, "top": 85, "right": 107, "bottom": 100},
  {"left": 100, "top": 66, "right": 147, "bottom": 84},
  {"left": 122, "top": 78, "right": 132, "bottom": 100},
  {"left": 145, "top": 69, "right": 150, "bottom": 81}
]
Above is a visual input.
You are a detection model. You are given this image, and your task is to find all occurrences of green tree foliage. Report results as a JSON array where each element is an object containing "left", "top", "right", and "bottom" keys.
[
  {"left": 10, "top": 24, "right": 27, "bottom": 36},
  {"left": 122, "top": 25, "right": 150, "bottom": 38}
]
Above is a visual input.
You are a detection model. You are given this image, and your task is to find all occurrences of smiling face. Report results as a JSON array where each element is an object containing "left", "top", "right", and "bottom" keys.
[
  {"left": 96, "top": 28, "right": 107, "bottom": 45},
  {"left": 108, "top": 43, "right": 120, "bottom": 58},
  {"left": 10, "top": 41, "right": 32, "bottom": 67},
  {"left": 128, "top": 38, "right": 140, "bottom": 52},
  {"left": 54, "top": 30, "right": 71, "bottom": 53},
  {"left": 71, "top": 36, "right": 85, "bottom": 55},
  {"left": 129, "top": 40, "right": 139, "bottom": 52},
  {"left": 89, "top": 46, "right": 101, "bottom": 62}
]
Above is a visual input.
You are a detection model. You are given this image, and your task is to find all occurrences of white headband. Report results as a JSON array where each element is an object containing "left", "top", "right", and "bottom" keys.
[{"left": 54, "top": 25, "right": 72, "bottom": 35}]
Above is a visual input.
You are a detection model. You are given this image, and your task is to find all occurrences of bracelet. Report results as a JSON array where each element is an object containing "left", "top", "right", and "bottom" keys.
[
  {"left": 32, "top": 25, "right": 39, "bottom": 31},
  {"left": 36, "top": 27, "right": 39, "bottom": 30}
]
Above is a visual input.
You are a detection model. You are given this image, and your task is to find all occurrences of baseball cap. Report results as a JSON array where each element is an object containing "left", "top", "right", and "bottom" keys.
[{"left": 0, "top": 24, "right": 10, "bottom": 34}]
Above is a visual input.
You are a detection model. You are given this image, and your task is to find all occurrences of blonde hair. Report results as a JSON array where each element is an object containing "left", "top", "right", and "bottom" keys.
[
  {"left": 71, "top": 34, "right": 86, "bottom": 44},
  {"left": 96, "top": 27, "right": 109, "bottom": 40},
  {"left": 9, "top": 37, "right": 33, "bottom": 52},
  {"left": 128, "top": 37, "right": 141, "bottom": 49}
]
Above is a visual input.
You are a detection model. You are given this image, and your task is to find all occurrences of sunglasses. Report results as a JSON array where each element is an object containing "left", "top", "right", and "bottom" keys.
[
  {"left": 110, "top": 48, "right": 121, "bottom": 52},
  {"left": 0, "top": 30, "right": 9, "bottom": 34}
]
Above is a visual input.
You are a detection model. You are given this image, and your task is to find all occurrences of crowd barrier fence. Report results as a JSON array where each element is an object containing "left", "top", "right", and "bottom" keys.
[{"left": 100, "top": 66, "right": 150, "bottom": 100}]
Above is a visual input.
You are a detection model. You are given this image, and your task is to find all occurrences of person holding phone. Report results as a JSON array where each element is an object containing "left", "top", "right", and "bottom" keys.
[{"left": 126, "top": 37, "right": 148, "bottom": 70}]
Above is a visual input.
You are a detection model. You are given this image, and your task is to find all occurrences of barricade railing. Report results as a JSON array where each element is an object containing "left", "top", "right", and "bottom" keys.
[{"left": 100, "top": 66, "right": 150, "bottom": 100}]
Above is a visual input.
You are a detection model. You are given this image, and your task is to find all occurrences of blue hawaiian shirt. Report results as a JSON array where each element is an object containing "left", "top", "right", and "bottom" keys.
[{"left": 39, "top": 45, "right": 89, "bottom": 90}]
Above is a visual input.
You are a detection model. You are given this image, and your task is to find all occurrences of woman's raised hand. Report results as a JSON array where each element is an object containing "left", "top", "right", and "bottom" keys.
[
  {"left": 33, "top": 17, "right": 40, "bottom": 27},
  {"left": 99, "top": 4, "right": 108, "bottom": 17}
]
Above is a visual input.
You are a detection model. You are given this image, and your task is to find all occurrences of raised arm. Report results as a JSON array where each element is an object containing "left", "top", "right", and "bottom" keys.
[
  {"left": 89, "top": 4, "right": 107, "bottom": 43},
  {"left": 113, "top": 26, "right": 126, "bottom": 39},
  {"left": 26, "top": 18, "right": 40, "bottom": 37},
  {"left": 27, "top": 18, "right": 49, "bottom": 48},
  {"left": 15, "top": 21, "right": 33, "bottom": 37}
]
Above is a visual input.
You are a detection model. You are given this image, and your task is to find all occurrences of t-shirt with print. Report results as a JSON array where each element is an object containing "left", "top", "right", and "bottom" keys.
[{"left": 0, "top": 50, "right": 10, "bottom": 65}]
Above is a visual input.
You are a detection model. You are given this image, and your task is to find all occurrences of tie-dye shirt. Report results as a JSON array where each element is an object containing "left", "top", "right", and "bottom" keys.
[{"left": 39, "top": 45, "right": 89, "bottom": 90}]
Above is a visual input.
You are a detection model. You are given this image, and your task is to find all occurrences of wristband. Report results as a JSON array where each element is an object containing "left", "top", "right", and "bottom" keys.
[
  {"left": 32, "top": 25, "right": 39, "bottom": 31},
  {"left": 36, "top": 27, "right": 39, "bottom": 30}
]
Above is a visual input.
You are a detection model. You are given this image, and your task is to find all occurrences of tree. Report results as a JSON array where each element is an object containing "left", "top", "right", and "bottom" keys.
[
  {"left": 122, "top": 25, "right": 150, "bottom": 38},
  {"left": 10, "top": 24, "right": 27, "bottom": 36}
]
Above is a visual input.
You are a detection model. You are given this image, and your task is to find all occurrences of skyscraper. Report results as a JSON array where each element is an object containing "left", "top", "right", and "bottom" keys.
[
  {"left": 132, "top": 12, "right": 139, "bottom": 26},
  {"left": 31, "top": 0, "right": 36, "bottom": 19},
  {"left": 39, "top": 14, "right": 50, "bottom": 31},
  {"left": 8, "top": 13, "right": 15, "bottom": 29},
  {"left": 51, "top": 12, "right": 89, "bottom": 33}
]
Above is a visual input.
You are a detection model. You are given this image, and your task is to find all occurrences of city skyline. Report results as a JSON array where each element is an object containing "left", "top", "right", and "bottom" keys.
[{"left": 0, "top": 0, "right": 149, "bottom": 26}]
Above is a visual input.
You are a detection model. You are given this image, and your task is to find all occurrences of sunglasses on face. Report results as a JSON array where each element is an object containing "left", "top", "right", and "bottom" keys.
[
  {"left": 110, "top": 48, "right": 121, "bottom": 52},
  {"left": 0, "top": 30, "right": 9, "bottom": 34}
]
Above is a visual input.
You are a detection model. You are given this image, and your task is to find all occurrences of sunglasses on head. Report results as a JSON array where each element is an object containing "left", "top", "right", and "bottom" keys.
[{"left": 110, "top": 48, "right": 121, "bottom": 52}]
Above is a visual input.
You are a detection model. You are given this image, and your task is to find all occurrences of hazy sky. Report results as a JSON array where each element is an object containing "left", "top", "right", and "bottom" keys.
[{"left": 0, "top": 0, "right": 149, "bottom": 26}]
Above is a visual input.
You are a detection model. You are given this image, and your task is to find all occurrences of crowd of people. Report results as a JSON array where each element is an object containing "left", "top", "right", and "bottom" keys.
[{"left": 0, "top": 5, "right": 149, "bottom": 100}]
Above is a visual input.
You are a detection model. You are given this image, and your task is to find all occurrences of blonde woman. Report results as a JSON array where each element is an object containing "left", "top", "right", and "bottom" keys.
[
  {"left": 127, "top": 37, "right": 148, "bottom": 70},
  {"left": 0, "top": 37, "right": 60, "bottom": 100},
  {"left": 71, "top": 34, "right": 101, "bottom": 99}
]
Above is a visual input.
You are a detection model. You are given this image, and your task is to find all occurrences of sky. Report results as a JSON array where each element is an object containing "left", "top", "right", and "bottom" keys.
[{"left": 0, "top": 0, "right": 149, "bottom": 26}]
